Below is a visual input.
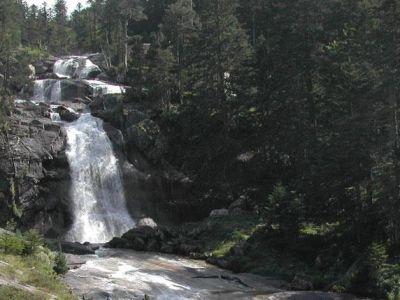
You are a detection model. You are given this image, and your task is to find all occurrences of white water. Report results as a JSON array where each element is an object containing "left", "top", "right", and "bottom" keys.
[
  {"left": 84, "top": 79, "right": 126, "bottom": 96},
  {"left": 32, "top": 56, "right": 135, "bottom": 243},
  {"left": 64, "top": 113, "right": 135, "bottom": 243},
  {"left": 54, "top": 56, "right": 101, "bottom": 79},
  {"left": 33, "top": 79, "right": 61, "bottom": 102}
]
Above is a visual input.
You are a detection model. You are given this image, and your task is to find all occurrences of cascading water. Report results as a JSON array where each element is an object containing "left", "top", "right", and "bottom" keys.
[
  {"left": 32, "top": 56, "right": 135, "bottom": 243},
  {"left": 84, "top": 80, "right": 126, "bottom": 96},
  {"left": 33, "top": 79, "right": 61, "bottom": 102},
  {"left": 65, "top": 114, "right": 135, "bottom": 243},
  {"left": 54, "top": 56, "right": 101, "bottom": 79}
]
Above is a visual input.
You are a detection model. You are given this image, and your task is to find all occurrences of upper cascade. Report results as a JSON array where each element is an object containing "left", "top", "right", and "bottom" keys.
[{"left": 54, "top": 56, "right": 101, "bottom": 79}]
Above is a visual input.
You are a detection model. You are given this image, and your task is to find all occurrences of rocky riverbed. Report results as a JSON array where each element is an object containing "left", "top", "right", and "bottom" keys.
[{"left": 64, "top": 248, "right": 362, "bottom": 300}]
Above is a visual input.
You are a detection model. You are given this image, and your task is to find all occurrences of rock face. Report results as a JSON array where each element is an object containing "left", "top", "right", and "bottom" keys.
[
  {"left": 90, "top": 94, "right": 195, "bottom": 223},
  {"left": 0, "top": 99, "right": 72, "bottom": 236}
]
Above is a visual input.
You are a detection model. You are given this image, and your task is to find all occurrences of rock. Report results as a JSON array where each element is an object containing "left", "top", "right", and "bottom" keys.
[
  {"left": 126, "top": 119, "right": 166, "bottom": 161},
  {"left": 207, "top": 257, "right": 230, "bottom": 269},
  {"left": 33, "top": 61, "right": 49, "bottom": 75},
  {"left": 146, "top": 239, "right": 160, "bottom": 251},
  {"left": 160, "top": 243, "right": 174, "bottom": 254},
  {"left": 138, "top": 218, "right": 158, "bottom": 229},
  {"left": 96, "top": 72, "right": 110, "bottom": 81},
  {"left": 209, "top": 209, "right": 229, "bottom": 218},
  {"left": 123, "top": 226, "right": 157, "bottom": 241},
  {"left": 54, "top": 106, "right": 79, "bottom": 122},
  {"left": 179, "top": 243, "right": 200, "bottom": 255},
  {"left": 106, "top": 237, "right": 129, "bottom": 248},
  {"left": 87, "top": 53, "right": 108, "bottom": 70},
  {"left": 61, "top": 79, "right": 92, "bottom": 101},
  {"left": 125, "top": 109, "right": 147, "bottom": 127},
  {"left": 290, "top": 274, "right": 314, "bottom": 291},
  {"left": 0, "top": 102, "right": 71, "bottom": 234},
  {"left": 60, "top": 241, "right": 96, "bottom": 255},
  {"left": 131, "top": 237, "right": 146, "bottom": 251}
]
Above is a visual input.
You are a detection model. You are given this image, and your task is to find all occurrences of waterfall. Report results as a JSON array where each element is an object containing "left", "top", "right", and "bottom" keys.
[
  {"left": 32, "top": 56, "right": 134, "bottom": 243},
  {"left": 33, "top": 79, "right": 61, "bottom": 102},
  {"left": 84, "top": 80, "right": 126, "bottom": 96},
  {"left": 54, "top": 56, "right": 101, "bottom": 79},
  {"left": 64, "top": 113, "right": 135, "bottom": 243}
]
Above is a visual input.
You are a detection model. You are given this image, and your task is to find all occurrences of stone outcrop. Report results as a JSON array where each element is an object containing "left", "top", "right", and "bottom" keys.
[
  {"left": 90, "top": 94, "right": 195, "bottom": 223},
  {"left": 0, "top": 99, "right": 72, "bottom": 236}
]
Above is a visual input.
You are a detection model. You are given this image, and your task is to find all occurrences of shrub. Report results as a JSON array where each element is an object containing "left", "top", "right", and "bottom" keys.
[
  {"left": 53, "top": 252, "right": 68, "bottom": 275},
  {"left": 22, "top": 230, "right": 43, "bottom": 255},
  {"left": 0, "top": 234, "right": 26, "bottom": 255}
]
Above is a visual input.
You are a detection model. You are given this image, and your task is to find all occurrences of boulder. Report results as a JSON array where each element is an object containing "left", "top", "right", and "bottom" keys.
[
  {"left": 209, "top": 209, "right": 229, "bottom": 218},
  {"left": 131, "top": 237, "right": 146, "bottom": 251},
  {"left": 54, "top": 106, "right": 79, "bottom": 122},
  {"left": 123, "top": 226, "right": 157, "bottom": 241},
  {"left": 61, "top": 80, "right": 92, "bottom": 101},
  {"left": 60, "top": 241, "right": 96, "bottom": 255},
  {"left": 146, "top": 239, "right": 160, "bottom": 251},
  {"left": 125, "top": 109, "right": 147, "bottom": 127},
  {"left": 33, "top": 61, "right": 49, "bottom": 75}
]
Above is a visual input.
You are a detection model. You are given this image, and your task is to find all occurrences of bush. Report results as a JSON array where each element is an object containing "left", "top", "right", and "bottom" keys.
[
  {"left": 53, "top": 252, "right": 68, "bottom": 275},
  {"left": 22, "top": 230, "right": 43, "bottom": 255},
  {"left": 263, "top": 183, "right": 303, "bottom": 239},
  {"left": 0, "top": 230, "right": 43, "bottom": 256},
  {"left": 376, "top": 264, "right": 400, "bottom": 298},
  {"left": 0, "top": 234, "right": 25, "bottom": 255}
]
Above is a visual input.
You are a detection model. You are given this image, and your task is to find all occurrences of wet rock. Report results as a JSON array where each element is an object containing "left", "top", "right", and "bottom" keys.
[
  {"left": 96, "top": 72, "right": 110, "bottom": 81},
  {"left": 54, "top": 106, "right": 79, "bottom": 122},
  {"left": 60, "top": 241, "right": 96, "bottom": 255},
  {"left": 61, "top": 79, "right": 92, "bottom": 101},
  {"left": 209, "top": 209, "right": 229, "bottom": 218},
  {"left": 291, "top": 274, "right": 314, "bottom": 291}
]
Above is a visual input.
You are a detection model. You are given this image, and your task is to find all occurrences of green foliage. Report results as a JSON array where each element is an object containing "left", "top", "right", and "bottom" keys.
[
  {"left": 53, "top": 252, "right": 68, "bottom": 275},
  {"left": 0, "top": 230, "right": 44, "bottom": 256},
  {"left": 0, "top": 234, "right": 26, "bottom": 255},
  {"left": 22, "top": 230, "right": 44, "bottom": 255},
  {"left": 263, "top": 183, "right": 303, "bottom": 239}
]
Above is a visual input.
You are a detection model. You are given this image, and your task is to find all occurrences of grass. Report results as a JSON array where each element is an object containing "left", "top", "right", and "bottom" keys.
[
  {"left": 0, "top": 253, "right": 75, "bottom": 300},
  {"left": 0, "top": 286, "right": 43, "bottom": 300},
  {"left": 185, "top": 215, "right": 260, "bottom": 257},
  {"left": 182, "top": 215, "right": 343, "bottom": 289},
  {"left": 0, "top": 231, "right": 75, "bottom": 300}
]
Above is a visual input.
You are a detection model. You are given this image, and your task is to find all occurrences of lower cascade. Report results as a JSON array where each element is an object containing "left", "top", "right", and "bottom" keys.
[{"left": 64, "top": 113, "right": 135, "bottom": 243}]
